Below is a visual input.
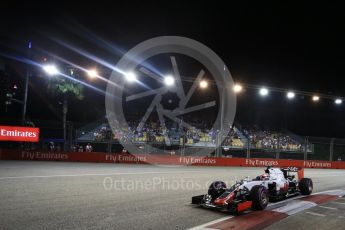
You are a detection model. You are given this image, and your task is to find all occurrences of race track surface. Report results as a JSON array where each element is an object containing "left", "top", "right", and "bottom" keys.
[{"left": 1, "top": 160, "right": 345, "bottom": 230}]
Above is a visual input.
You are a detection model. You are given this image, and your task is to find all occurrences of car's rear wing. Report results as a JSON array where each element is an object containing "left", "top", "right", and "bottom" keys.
[{"left": 281, "top": 167, "right": 304, "bottom": 179}]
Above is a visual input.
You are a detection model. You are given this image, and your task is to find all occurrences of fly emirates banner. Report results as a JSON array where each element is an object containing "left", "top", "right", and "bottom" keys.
[{"left": 0, "top": 126, "right": 39, "bottom": 142}]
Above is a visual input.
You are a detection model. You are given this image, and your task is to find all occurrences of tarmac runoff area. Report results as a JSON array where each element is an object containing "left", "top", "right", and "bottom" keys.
[{"left": 0, "top": 161, "right": 345, "bottom": 230}]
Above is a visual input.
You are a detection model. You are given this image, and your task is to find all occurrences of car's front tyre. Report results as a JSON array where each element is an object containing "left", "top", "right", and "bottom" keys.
[{"left": 250, "top": 185, "right": 269, "bottom": 210}]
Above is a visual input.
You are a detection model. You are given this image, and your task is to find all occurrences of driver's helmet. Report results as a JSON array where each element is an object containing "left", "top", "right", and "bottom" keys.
[{"left": 260, "top": 173, "right": 269, "bottom": 180}]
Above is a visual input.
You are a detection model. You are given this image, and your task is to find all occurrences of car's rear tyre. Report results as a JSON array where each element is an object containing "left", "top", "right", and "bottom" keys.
[
  {"left": 250, "top": 185, "right": 269, "bottom": 210},
  {"left": 299, "top": 178, "right": 313, "bottom": 195},
  {"left": 208, "top": 181, "right": 226, "bottom": 200}
]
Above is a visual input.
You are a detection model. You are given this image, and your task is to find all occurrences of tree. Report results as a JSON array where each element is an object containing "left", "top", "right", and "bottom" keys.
[{"left": 48, "top": 77, "right": 84, "bottom": 151}]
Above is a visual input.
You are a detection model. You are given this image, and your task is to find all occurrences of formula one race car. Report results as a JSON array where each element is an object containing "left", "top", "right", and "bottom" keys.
[{"left": 192, "top": 166, "right": 313, "bottom": 213}]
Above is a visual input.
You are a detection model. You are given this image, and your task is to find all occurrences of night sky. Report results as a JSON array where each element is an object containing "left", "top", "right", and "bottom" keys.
[{"left": 0, "top": 1, "right": 344, "bottom": 137}]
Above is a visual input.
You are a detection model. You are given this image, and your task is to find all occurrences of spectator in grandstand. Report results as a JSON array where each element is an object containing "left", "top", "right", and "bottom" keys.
[
  {"left": 48, "top": 142, "right": 55, "bottom": 152},
  {"left": 71, "top": 144, "right": 77, "bottom": 152},
  {"left": 85, "top": 143, "right": 93, "bottom": 152},
  {"left": 78, "top": 145, "right": 84, "bottom": 152}
]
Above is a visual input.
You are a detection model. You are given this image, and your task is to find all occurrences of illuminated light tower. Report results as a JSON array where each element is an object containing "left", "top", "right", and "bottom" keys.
[
  {"left": 259, "top": 87, "right": 269, "bottom": 96},
  {"left": 312, "top": 95, "right": 320, "bottom": 102},
  {"left": 199, "top": 80, "right": 208, "bottom": 89},
  {"left": 164, "top": 75, "right": 175, "bottom": 86},
  {"left": 42, "top": 64, "right": 59, "bottom": 76},
  {"left": 233, "top": 84, "right": 243, "bottom": 93},
  {"left": 287, "top": 91, "right": 295, "bottom": 99},
  {"left": 335, "top": 99, "right": 342, "bottom": 105},
  {"left": 125, "top": 72, "right": 137, "bottom": 82}
]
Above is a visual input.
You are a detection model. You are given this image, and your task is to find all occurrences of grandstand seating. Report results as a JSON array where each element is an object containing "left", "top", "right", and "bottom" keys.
[{"left": 75, "top": 121, "right": 306, "bottom": 152}]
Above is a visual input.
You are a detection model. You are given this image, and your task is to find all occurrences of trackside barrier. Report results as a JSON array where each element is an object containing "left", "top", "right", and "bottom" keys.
[{"left": 1, "top": 149, "right": 345, "bottom": 169}]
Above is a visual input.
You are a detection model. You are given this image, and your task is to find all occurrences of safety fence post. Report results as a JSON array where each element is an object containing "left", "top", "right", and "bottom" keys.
[
  {"left": 304, "top": 136, "right": 308, "bottom": 160},
  {"left": 329, "top": 138, "right": 334, "bottom": 162},
  {"left": 246, "top": 135, "right": 251, "bottom": 158},
  {"left": 276, "top": 136, "right": 280, "bottom": 159}
]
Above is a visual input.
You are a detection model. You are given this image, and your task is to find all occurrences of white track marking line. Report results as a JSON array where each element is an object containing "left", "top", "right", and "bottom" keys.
[
  {"left": 331, "top": 201, "right": 345, "bottom": 205},
  {"left": 187, "top": 216, "right": 232, "bottom": 230},
  {"left": 272, "top": 201, "right": 316, "bottom": 215},
  {"left": 268, "top": 196, "right": 305, "bottom": 207},
  {"left": 318, "top": 205, "right": 338, "bottom": 210},
  {"left": 305, "top": 211, "right": 326, "bottom": 217},
  {"left": 312, "top": 189, "right": 345, "bottom": 197},
  {"left": 313, "top": 189, "right": 342, "bottom": 195},
  {"left": 0, "top": 170, "right": 205, "bottom": 180}
]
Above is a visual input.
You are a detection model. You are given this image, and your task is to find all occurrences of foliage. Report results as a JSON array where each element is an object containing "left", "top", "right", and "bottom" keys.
[{"left": 47, "top": 78, "right": 84, "bottom": 100}]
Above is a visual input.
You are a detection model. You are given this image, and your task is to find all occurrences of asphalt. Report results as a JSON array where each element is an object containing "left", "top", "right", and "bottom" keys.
[{"left": 1, "top": 160, "right": 345, "bottom": 230}]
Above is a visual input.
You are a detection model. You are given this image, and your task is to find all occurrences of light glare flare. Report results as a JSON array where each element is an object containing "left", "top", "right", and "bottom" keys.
[
  {"left": 43, "top": 64, "right": 59, "bottom": 75},
  {"left": 259, "top": 87, "right": 269, "bottom": 96},
  {"left": 233, "top": 84, "right": 243, "bottom": 93},
  {"left": 199, "top": 80, "right": 208, "bottom": 89},
  {"left": 287, "top": 91, "right": 295, "bottom": 99},
  {"left": 87, "top": 69, "right": 98, "bottom": 78},
  {"left": 164, "top": 75, "right": 175, "bottom": 86},
  {"left": 125, "top": 72, "right": 137, "bottom": 82},
  {"left": 335, "top": 99, "right": 342, "bottom": 105},
  {"left": 312, "top": 95, "right": 320, "bottom": 102}
]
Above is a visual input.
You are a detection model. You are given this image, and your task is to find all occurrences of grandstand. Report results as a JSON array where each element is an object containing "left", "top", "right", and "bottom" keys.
[{"left": 75, "top": 119, "right": 311, "bottom": 156}]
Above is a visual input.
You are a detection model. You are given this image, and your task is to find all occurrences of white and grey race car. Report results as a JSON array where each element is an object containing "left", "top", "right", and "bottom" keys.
[{"left": 192, "top": 166, "right": 313, "bottom": 213}]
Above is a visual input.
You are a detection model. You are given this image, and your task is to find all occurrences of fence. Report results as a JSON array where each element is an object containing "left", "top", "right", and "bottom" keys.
[{"left": 68, "top": 135, "right": 345, "bottom": 162}]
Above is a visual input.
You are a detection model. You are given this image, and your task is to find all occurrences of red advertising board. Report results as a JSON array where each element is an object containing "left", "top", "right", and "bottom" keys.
[
  {"left": 0, "top": 126, "right": 40, "bottom": 142},
  {"left": 1, "top": 149, "right": 345, "bottom": 170}
]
